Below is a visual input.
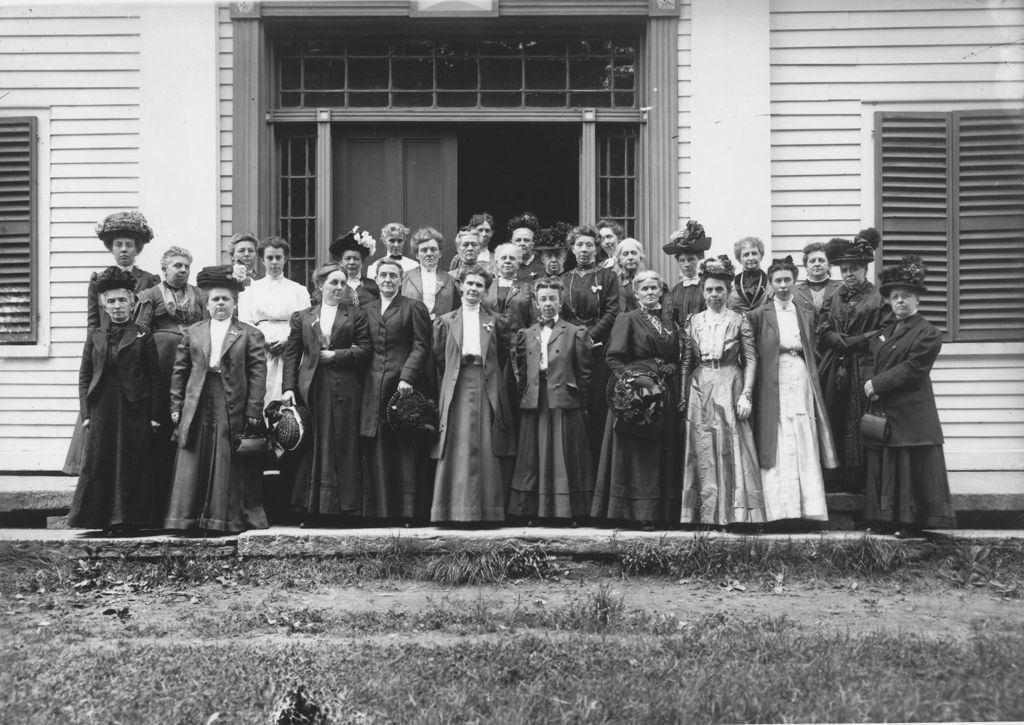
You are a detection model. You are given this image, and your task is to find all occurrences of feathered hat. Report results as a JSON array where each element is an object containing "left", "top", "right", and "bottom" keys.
[
  {"left": 879, "top": 254, "right": 928, "bottom": 296},
  {"left": 95, "top": 211, "right": 154, "bottom": 250},
  {"left": 330, "top": 226, "right": 377, "bottom": 260},
  {"left": 825, "top": 227, "right": 879, "bottom": 266},
  {"left": 533, "top": 221, "right": 575, "bottom": 272},
  {"left": 663, "top": 219, "right": 712, "bottom": 257},
  {"left": 196, "top": 264, "right": 245, "bottom": 293},
  {"left": 94, "top": 266, "right": 137, "bottom": 296}
]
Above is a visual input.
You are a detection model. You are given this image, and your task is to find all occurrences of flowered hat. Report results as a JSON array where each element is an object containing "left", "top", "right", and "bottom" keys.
[
  {"left": 507, "top": 211, "right": 541, "bottom": 235},
  {"left": 196, "top": 264, "right": 245, "bottom": 293},
  {"left": 386, "top": 389, "right": 439, "bottom": 438},
  {"left": 532, "top": 221, "right": 573, "bottom": 253},
  {"left": 698, "top": 255, "right": 735, "bottom": 282},
  {"left": 330, "top": 226, "right": 377, "bottom": 260},
  {"left": 879, "top": 254, "right": 928, "bottom": 296},
  {"left": 95, "top": 211, "right": 154, "bottom": 250},
  {"left": 663, "top": 219, "right": 712, "bottom": 257},
  {"left": 607, "top": 362, "right": 667, "bottom": 435},
  {"left": 94, "top": 266, "right": 137, "bottom": 296},
  {"left": 825, "top": 227, "right": 879, "bottom": 266}
]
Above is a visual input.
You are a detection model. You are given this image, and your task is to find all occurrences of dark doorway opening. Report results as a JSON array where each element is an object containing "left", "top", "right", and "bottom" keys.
[{"left": 457, "top": 124, "right": 579, "bottom": 247}]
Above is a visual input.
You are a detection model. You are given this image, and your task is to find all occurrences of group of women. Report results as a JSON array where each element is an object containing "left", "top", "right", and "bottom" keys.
[{"left": 67, "top": 210, "right": 956, "bottom": 539}]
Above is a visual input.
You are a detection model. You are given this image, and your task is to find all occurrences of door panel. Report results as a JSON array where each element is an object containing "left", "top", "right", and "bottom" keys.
[{"left": 334, "top": 128, "right": 458, "bottom": 267}]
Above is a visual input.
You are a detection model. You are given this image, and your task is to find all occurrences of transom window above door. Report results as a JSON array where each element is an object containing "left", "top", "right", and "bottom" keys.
[{"left": 277, "top": 37, "right": 637, "bottom": 109}]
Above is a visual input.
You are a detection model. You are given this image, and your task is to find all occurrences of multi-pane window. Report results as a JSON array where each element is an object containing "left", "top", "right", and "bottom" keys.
[
  {"left": 597, "top": 127, "right": 637, "bottom": 238},
  {"left": 0, "top": 117, "right": 36, "bottom": 344},
  {"left": 877, "top": 110, "right": 1024, "bottom": 341},
  {"left": 278, "top": 132, "right": 317, "bottom": 288},
  {"left": 278, "top": 38, "right": 636, "bottom": 110}
]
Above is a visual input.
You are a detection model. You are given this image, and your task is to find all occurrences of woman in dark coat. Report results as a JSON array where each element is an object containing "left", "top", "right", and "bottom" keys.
[
  {"left": 508, "top": 277, "right": 594, "bottom": 522},
  {"left": 359, "top": 259, "right": 434, "bottom": 522},
  {"left": 561, "top": 224, "right": 620, "bottom": 467},
  {"left": 747, "top": 256, "right": 836, "bottom": 523},
  {"left": 794, "top": 241, "right": 841, "bottom": 319},
  {"left": 483, "top": 242, "right": 535, "bottom": 332},
  {"left": 863, "top": 256, "right": 955, "bottom": 538},
  {"left": 662, "top": 220, "right": 710, "bottom": 329},
  {"left": 135, "top": 246, "right": 205, "bottom": 507},
  {"left": 330, "top": 228, "right": 380, "bottom": 307},
  {"left": 283, "top": 263, "right": 372, "bottom": 523},
  {"left": 68, "top": 267, "right": 161, "bottom": 534},
  {"left": 431, "top": 265, "right": 517, "bottom": 523},
  {"left": 402, "top": 226, "right": 461, "bottom": 321},
  {"left": 591, "top": 270, "right": 681, "bottom": 529},
  {"left": 727, "top": 236, "right": 771, "bottom": 313},
  {"left": 817, "top": 229, "right": 890, "bottom": 493},
  {"left": 64, "top": 211, "right": 160, "bottom": 476},
  {"left": 165, "top": 266, "right": 268, "bottom": 533}
]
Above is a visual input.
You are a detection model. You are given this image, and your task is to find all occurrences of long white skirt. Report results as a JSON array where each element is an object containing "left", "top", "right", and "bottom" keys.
[{"left": 760, "top": 354, "right": 829, "bottom": 521}]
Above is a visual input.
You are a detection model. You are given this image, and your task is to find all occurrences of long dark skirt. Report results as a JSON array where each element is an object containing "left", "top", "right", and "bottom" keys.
[
  {"left": 864, "top": 444, "right": 956, "bottom": 528},
  {"left": 150, "top": 330, "right": 183, "bottom": 511},
  {"left": 590, "top": 375, "right": 681, "bottom": 525},
  {"left": 819, "top": 348, "right": 870, "bottom": 490},
  {"left": 508, "top": 375, "right": 593, "bottom": 519},
  {"left": 291, "top": 365, "right": 364, "bottom": 516},
  {"left": 61, "top": 414, "right": 86, "bottom": 476},
  {"left": 431, "top": 364, "right": 513, "bottom": 522},
  {"left": 165, "top": 374, "right": 267, "bottom": 533},
  {"left": 584, "top": 348, "right": 612, "bottom": 466},
  {"left": 68, "top": 366, "right": 157, "bottom": 529},
  {"left": 362, "top": 426, "right": 434, "bottom": 521}
]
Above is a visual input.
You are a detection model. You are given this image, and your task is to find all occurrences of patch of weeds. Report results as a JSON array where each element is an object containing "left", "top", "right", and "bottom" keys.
[
  {"left": 572, "top": 584, "right": 624, "bottom": 631},
  {"left": 819, "top": 536, "right": 914, "bottom": 576},
  {"left": 617, "top": 537, "right": 674, "bottom": 577},
  {"left": 352, "top": 536, "right": 418, "bottom": 580},
  {"left": 426, "top": 544, "right": 551, "bottom": 585},
  {"left": 940, "top": 544, "right": 1022, "bottom": 598},
  {"left": 274, "top": 683, "right": 336, "bottom": 725},
  {"left": 263, "top": 608, "right": 328, "bottom": 635}
]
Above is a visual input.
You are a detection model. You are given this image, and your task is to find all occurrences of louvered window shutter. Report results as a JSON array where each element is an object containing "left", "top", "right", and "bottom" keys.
[
  {"left": 877, "top": 110, "right": 1024, "bottom": 342},
  {"left": 955, "top": 111, "right": 1024, "bottom": 341},
  {"left": 0, "top": 117, "right": 36, "bottom": 344}
]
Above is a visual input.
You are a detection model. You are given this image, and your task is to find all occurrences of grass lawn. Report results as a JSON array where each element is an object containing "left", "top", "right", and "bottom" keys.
[{"left": 1, "top": 537, "right": 1022, "bottom": 724}]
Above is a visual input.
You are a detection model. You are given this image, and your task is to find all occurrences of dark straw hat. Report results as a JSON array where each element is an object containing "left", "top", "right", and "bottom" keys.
[
  {"left": 196, "top": 264, "right": 245, "bottom": 293},
  {"left": 878, "top": 254, "right": 928, "bottom": 297},
  {"left": 825, "top": 227, "right": 879, "bottom": 266},
  {"left": 93, "top": 266, "right": 137, "bottom": 296},
  {"left": 95, "top": 211, "right": 154, "bottom": 250},
  {"left": 698, "top": 254, "right": 735, "bottom": 282},
  {"left": 386, "top": 389, "right": 439, "bottom": 438},
  {"left": 663, "top": 219, "right": 712, "bottom": 256}
]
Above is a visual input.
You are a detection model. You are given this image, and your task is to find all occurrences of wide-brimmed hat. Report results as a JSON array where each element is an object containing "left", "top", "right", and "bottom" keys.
[
  {"left": 878, "top": 254, "right": 928, "bottom": 297},
  {"left": 95, "top": 211, "right": 154, "bottom": 250},
  {"left": 697, "top": 254, "right": 735, "bottom": 282},
  {"left": 386, "top": 389, "right": 439, "bottom": 438},
  {"left": 532, "top": 221, "right": 573, "bottom": 253},
  {"left": 265, "top": 400, "right": 312, "bottom": 458},
  {"left": 663, "top": 220, "right": 712, "bottom": 257},
  {"left": 196, "top": 264, "right": 245, "bottom": 293},
  {"left": 94, "top": 266, "right": 137, "bottom": 296},
  {"left": 330, "top": 226, "right": 377, "bottom": 260},
  {"left": 825, "top": 227, "right": 879, "bottom": 266},
  {"left": 606, "top": 362, "right": 667, "bottom": 435}
]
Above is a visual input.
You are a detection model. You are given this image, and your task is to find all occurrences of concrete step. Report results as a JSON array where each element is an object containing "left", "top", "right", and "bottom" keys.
[{"left": 0, "top": 525, "right": 1021, "bottom": 562}]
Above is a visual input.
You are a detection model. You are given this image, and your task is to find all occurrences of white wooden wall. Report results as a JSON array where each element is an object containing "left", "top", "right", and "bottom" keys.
[{"left": 218, "top": 5, "right": 234, "bottom": 253}]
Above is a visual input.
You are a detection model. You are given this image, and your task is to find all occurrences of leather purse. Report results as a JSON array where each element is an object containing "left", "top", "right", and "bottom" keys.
[
  {"left": 859, "top": 401, "right": 890, "bottom": 445},
  {"left": 232, "top": 421, "right": 271, "bottom": 459}
]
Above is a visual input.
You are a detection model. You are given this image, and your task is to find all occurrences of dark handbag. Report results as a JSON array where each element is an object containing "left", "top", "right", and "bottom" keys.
[
  {"left": 859, "top": 401, "right": 890, "bottom": 445},
  {"left": 232, "top": 421, "right": 271, "bottom": 458}
]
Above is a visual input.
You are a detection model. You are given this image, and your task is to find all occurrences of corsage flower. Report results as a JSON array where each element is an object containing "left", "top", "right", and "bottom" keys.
[
  {"left": 591, "top": 284, "right": 603, "bottom": 294},
  {"left": 350, "top": 226, "right": 377, "bottom": 258},
  {"left": 483, "top": 321, "right": 495, "bottom": 334}
]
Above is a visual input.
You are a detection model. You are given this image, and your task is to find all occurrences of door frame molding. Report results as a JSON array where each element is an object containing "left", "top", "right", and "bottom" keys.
[{"left": 231, "top": 2, "right": 679, "bottom": 258}]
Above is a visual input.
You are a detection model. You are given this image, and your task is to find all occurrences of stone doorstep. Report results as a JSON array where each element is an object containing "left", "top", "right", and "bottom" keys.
[{"left": 0, "top": 526, "right": 1021, "bottom": 562}]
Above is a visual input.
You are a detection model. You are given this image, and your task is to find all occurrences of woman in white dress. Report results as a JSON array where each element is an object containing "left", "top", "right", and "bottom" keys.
[
  {"left": 238, "top": 236, "right": 311, "bottom": 410},
  {"left": 746, "top": 256, "right": 836, "bottom": 523}
]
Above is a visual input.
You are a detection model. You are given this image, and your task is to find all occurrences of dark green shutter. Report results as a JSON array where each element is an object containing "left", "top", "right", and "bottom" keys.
[{"left": 0, "top": 117, "right": 36, "bottom": 344}]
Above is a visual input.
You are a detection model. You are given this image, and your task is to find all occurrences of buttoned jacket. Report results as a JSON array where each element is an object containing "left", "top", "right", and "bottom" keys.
[
  {"left": 432, "top": 307, "right": 515, "bottom": 458},
  {"left": 866, "top": 313, "right": 944, "bottom": 446},
  {"left": 281, "top": 303, "right": 372, "bottom": 408},
  {"left": 170, "top": 318, "right": 267, "bottom": 448},
  {"left": 515, "top": 319, "right": 593, "bottom": 410},
  {"left": 483, "top": 278, "right": 535, "bottom": 331},
  {"left": 359, "top": 295, "right": 433, "bottom": 437},
  {"left": 402, "top": 268, "right": 461, "bottom": 318},
  {"left": 79, "top": 320, "right": 161, "bottom": 421}
]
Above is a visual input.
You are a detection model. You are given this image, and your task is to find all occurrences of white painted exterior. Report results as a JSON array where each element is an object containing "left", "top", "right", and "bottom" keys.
[{"left": 0, "top": 1, "right": 1020, "bottom": 499}]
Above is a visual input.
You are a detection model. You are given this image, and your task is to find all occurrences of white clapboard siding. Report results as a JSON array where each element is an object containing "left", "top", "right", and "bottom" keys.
[
  {"left": 676, "top": 2, "right": 692, "bottom": 222},
  {"left": 219, "top": 5, "right": 234, "bottom": 247},
  {"left": 766, "top": 1, "right": 1024, "bottom": 475},
  {"left": 0, "top": 6, "right": 142, "bottom": 470}
]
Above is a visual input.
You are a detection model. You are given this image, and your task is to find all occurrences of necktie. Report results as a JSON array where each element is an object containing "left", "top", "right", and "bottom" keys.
[{"left": 540, "top": 317, "right": 556, "bottom": 329}]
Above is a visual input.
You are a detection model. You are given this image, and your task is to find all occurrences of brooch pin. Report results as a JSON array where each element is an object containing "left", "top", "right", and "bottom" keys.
[
  {"left": 136, "top": 331, "right": 145, "bottom": 338},
  {"left": 483, "top": 321, "right": 495, "bottom": 333},
  {"left": 591, "top": 284, "right": 603, "bottom": 294}
]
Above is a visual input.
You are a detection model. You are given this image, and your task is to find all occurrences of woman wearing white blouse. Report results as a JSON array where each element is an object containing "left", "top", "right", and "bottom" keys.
[
  {"left": 430, "top": 265, "right": 516, "bottom": 522},
  {"left": 746, "top": 256, "right": 836, "bottom": 523},
  {"left": 238, "top": 237, "right": 311, "bottom": 411}
]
